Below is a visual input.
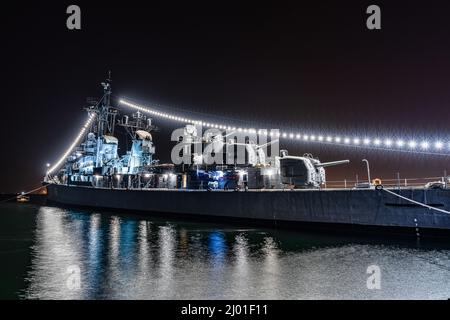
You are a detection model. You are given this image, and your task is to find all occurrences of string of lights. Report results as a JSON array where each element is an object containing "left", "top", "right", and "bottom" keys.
[
  {"left": 119, "top": 99, "right": 449, "bottom": 155},
  {"left": 46, "top": 112, "right": 96, "bottom": 175}
]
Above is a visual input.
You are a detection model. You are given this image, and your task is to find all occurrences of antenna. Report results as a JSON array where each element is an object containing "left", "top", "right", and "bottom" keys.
[{"left": 96, "top": 72, "right": 117, "bottom": 136}]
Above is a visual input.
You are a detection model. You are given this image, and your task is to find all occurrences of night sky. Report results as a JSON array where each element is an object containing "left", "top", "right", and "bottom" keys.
[{"left": 2, "top": 1, "right": 450, "bottom": 193}]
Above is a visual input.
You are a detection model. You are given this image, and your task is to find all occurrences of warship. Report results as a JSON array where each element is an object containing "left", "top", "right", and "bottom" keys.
[{"left": 45, "top": 77, "right": 450, "bottom": 237}]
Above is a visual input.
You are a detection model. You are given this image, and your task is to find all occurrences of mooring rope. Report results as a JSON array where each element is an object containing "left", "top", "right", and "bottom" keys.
[
  {"left": 0, "top": 184, "right": 48, "bottom": 204},
  {"left": 382, "top": 188, "right": 450, "bottom": 215}
]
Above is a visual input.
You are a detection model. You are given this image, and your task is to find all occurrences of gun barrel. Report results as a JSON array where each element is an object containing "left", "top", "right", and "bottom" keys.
[{"left": 315, "top": 160, "right": 350, "bottom": 168}]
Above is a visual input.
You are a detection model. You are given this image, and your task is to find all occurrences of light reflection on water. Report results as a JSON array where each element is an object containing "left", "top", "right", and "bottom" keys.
[{"left": 19, "top": 205, "right": 450, "bottom": 299}]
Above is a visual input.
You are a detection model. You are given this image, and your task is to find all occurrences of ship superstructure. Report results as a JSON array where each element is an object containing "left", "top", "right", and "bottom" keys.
[{"left": 47, "top": 77, "right": 348, "bottom": 192}]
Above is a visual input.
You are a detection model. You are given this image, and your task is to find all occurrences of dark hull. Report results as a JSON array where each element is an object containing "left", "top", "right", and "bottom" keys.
[{"left": 46, "top": 183, "right": 450, "bottom": 237}]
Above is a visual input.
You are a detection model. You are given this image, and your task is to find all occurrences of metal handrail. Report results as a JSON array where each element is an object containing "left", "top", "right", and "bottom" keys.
[{"left": 325, "top": 175, "right": 449, "bottom": 189}]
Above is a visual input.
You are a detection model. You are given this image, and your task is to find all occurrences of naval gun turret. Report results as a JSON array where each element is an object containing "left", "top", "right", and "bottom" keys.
[{"left": 279, "top": 151, "right": 349, "bottom": 188}]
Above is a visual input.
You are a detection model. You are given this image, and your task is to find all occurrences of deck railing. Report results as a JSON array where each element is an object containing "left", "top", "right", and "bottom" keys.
[{"left": 325, "top": 176, "right": 449, "bottom": 189}]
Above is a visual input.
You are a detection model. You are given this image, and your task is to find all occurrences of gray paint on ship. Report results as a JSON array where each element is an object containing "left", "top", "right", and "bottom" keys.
[{"left": 46, "top": 184, "right": 450, "bottom": 231}]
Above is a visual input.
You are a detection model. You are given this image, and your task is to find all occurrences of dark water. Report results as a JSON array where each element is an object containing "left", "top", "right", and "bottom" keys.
[{"left": 0, "top": 202, "right": 449, "bottom": 300}]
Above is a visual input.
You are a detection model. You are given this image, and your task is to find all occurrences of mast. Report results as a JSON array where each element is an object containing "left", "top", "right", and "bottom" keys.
[
  {"left": 90, "top": 71, "right": 118, "bottom": 168},
  {"left": 97, "top": 71, "right": 116, "bottom": 137}
]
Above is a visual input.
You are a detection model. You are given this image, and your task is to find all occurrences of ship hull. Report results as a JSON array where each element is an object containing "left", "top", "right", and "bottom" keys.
[{"left": 46, "top": 183, "right": 450, "bottom": 237}]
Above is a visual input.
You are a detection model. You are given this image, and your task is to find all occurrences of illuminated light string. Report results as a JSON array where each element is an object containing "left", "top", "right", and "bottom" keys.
[
  {"left": 119, "top": 99, "right": 449, "bottom": 154},
  {"left": 46, "top": 113, "right": 96, "bottom": 175}
]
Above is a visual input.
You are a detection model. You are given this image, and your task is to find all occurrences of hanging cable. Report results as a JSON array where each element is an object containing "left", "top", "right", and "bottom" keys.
[
  {"left": 382, "top": 188, "right": 450, "bottom": 215},
  {"left": 46, "top": 113, "right": 96, "bottom": 175},
  {"left": 118, "top": 98, "right": 450, "bottom": 156}
]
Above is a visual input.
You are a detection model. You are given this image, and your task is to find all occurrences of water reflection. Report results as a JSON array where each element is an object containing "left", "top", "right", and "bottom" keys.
[
  {"left": 21, "top": 205, "right": 450, "bottom": 299},
  {"left": 137, "top": 221, "right": 150, "bottom": 279},
  {"left": 261, "top": 237, "right": 281, "bottom": 299},
  {"left": 208, "top": 232, "right": 227, "bottom": 268},
  {"left": 157, "top": 225, "right": 176, "bottom": 298},
  {"left": 231, "top": 234, "right": 250, "bottom": 297},
  {"left": 25, "top": 207, "right": 86, "bottom": 299},
  {"left": 86, "top": 214, "right": 102, "bottom": 298}
]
